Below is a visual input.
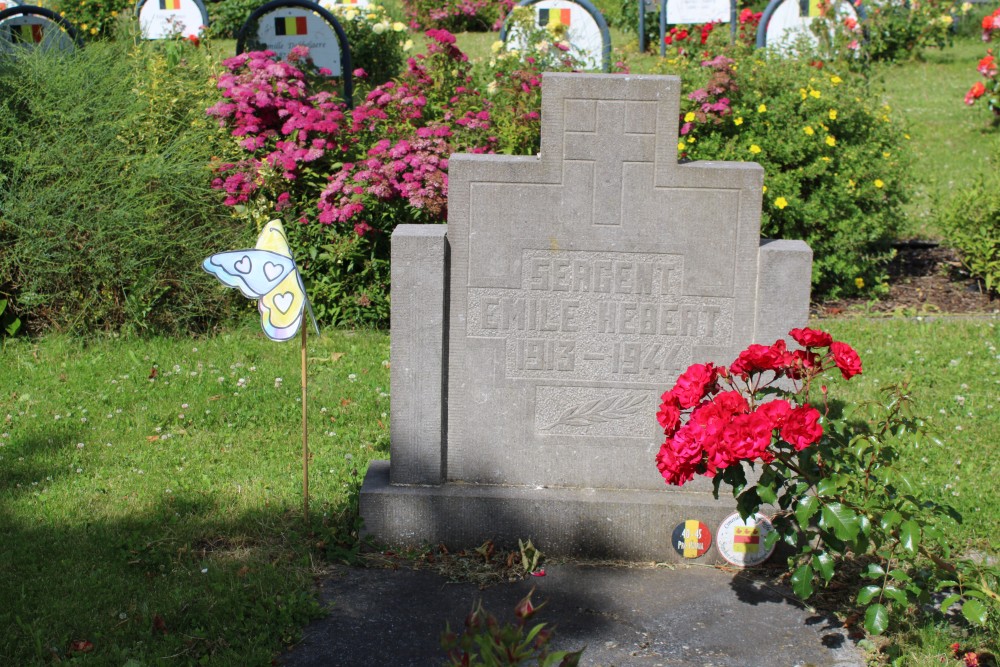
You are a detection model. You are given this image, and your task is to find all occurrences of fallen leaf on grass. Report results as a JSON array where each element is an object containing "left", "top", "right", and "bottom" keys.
[
  {"left": 148, "top": 366, "right": 158, "bottom": 380},
  {"left": 68, "top": 640, "right": 94, "bottom": 653},
  {"left": 146, "top": 436, "right": 159, "bottom": 443},
  {"left": 340, "top": 398, "right": 352, "bottom": 407},
  {"left": 208, "top": 395, "right": 222, "bottom": 401},
  {"left": 152, "top": 614, "right": 168, "bottom": 635}
]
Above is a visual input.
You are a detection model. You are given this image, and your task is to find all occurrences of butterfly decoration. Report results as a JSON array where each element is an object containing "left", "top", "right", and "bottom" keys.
[{"left": 202, "top": 220, "right": 318, "bottom": 342}]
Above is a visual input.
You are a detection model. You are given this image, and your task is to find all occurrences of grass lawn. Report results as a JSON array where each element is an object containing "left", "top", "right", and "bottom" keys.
[{"left": 3, "top": 14, "right": 999, "bottom": 667}]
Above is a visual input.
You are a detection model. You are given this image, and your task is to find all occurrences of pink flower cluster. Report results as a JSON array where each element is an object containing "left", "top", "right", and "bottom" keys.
[
  {"left": 656, "top": 328, "right": 862, "bottom": 486},
  {"left": 681, "top": 55, "right": 735, "bottom": 136}
]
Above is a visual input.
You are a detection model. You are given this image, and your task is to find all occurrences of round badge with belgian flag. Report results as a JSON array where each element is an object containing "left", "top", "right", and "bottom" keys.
[
  {"left": 716, "top": 512, "right": 776, "bottom": 567},
  {"left": 671, "top": 519, "right": 712, "bottom": 558}
]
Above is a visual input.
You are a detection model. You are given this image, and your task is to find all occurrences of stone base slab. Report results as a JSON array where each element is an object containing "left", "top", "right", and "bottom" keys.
[{"left": 360, "top": 460, "right": 743, "bottom": 563}]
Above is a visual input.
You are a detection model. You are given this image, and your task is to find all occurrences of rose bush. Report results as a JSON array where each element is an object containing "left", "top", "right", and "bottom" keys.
[
  {"left": 656, "top": 328, "right": 997, "bottom": 637},
  {"left": 964, "top": 6, "right": 1000, "bottom": 122}
]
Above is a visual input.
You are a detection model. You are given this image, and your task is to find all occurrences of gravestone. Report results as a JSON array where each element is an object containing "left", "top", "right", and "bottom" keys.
[
  {"left": 501, "top": 0, "right": 611, "bottom": 72},
  {"left": 0, "top": 5, "right": 79, "bottom": 53},
  {"left": 237, "top": 0, "right": 353, "bottom": 104},
  {"left": 136, "top": 0, "right": 210, "bottom": 40},
  {"left": 757, "top": 0, "right": 863, "bottom": 50},
  {"left": 360, "top": 73, "right": 812, "bottom": 562},
  {"left": 665, "top": 0, "right": 731, "bottom": 25}
]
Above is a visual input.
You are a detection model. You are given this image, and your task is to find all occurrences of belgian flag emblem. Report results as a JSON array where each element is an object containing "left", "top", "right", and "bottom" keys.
[
  {"left": 798, "top": 0, "right": 824, "bottom": 17},
  {"left": 671, "top": 520, "right": 711, "bottom": 559},
  {"left": 733, "top": 526, "right": 760, "bottom": 553},
  {"left": 275, "top": 16, "right": 308, "bottom": 36},
  {"left": 538, "top": 7, "right": 571, "bottom": 27},
  {"left": 15, "top": 23, "right": 43, "bottom": 44},
  {"left": 159, "top": 0, "right": 181, "bottom": 10}
]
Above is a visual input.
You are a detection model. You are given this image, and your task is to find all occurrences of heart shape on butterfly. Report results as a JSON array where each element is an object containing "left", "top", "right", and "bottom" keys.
[{"left": 202, "top": 220, "right": 317, "bottom": 342}]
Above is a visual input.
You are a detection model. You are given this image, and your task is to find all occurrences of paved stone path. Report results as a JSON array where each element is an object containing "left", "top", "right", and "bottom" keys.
[{"left": 279, "top": 563, "right": 863, "bottom": 666}]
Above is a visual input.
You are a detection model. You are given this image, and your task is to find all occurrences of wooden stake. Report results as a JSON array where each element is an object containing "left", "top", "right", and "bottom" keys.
[{"left": 301, "top": 321, "right": 309, "bottom": 522}]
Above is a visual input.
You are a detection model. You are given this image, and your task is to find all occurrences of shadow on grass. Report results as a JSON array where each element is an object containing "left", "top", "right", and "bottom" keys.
[{"left": 0, "top": 453, "right": 357, "bottom": 666}]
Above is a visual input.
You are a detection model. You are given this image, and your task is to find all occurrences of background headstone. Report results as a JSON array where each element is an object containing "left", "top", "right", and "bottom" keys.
[
  {"left": 136, "top": 0, "right": 209, "bottom": 39},
  {"left": 361, "top": 73, "right": 812, "bottom": 562},
  {"left": 758, "top": 0, "right": 862, "bottom": 49},
  {"left": 502, "top": 0, "right": 611, "bottom": 72},
  {"left": 0, "top": 6, "right": 78, "bottom": 53},
  {"left": 665, "top": 0, "right": 731, "bottom": 25}
]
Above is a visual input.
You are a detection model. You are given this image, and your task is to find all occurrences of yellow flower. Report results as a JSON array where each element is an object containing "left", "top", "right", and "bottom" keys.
[
  {"left": 904, "top": 134, "right": 911, "bottom": 140},
  {"left": 757, "top": 104, "right": 767, "bottom": 113},
  {"left": 403, "top": 39, "right": 413, "bottom": 51},
  {"left": 828, "top": 109, "right": 837, "bottom": 120},
  {"left": 775, "top": 197, "right": 788, "bottom": 209},
  {"left": 684, "top": 112, "right": 696, "bottom": 122},
  {"left": 81, "top": 23, "right": 88, "bottom": 29},
  {"left": 809, "top": 89, "right": 821, "bottom": 99},
  {"left": 848, "top": 179, "right": 856, "bottom": 187},
  {"left": 830, "top": 75, "right": 843, "bottom": 84},
  {"left": 874, "top": 179, "right": 884, "bottom": 188},
  {"left": 90, "top": 27, "right": 97, "bottom": 34},
  {"left": 855, "top": 277, "right": 865, "bottom": 288},
  {"left": 803, "top": 126, "right": 815, "bottom": 136},
  {"left": 111, "top": 10, "right": 117, "bottom": 16},
  {"left": 825, "top": 136, "right": 836, "bottom": 147},
  {"left": 962, "top": 1, "right": 972, "bottom": 12},
  {"left": 392, "top": 21, "right": 406, "bottom": 31},
  {"left": 762, "top": 185, "right": 768, "bottom": 193},
  {"left": 678, "top": 141, "right": 686, "bottom": 151},
  {"left": 821, "top": 157, "right": 831, "bottom": 162},
  {"left": 799, "top": 88, "right": 808, "bottom": 100},
  {"left": 491, "top": 40, "right": 504, "bottom": 53},
  {"left": 749, "top": 144, "right": 762, "bottom": 154},
  {"left": 940, "top": 14, "right": 953, "bottom": 25},
  {"left": 734, "top": 117, "right": 743, "bottom": 126},
  {"left": 345, "top": 9, "right": 358, "bottom": 20},
  {"left": 688, "top": 136, "right": 696, "bottom": 143},
  {"left": 883, "top": 152, "right": 890, "bottom": 158}
]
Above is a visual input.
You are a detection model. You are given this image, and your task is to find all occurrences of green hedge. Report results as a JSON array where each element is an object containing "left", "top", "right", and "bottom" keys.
[{"left": 0, "top": 39, "right": 249, "bottom": 336}]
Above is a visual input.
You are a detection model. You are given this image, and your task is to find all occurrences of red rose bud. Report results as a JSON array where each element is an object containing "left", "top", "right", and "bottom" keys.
[{"left": 514, "top": 594, "right": 536, "bottom": 620}]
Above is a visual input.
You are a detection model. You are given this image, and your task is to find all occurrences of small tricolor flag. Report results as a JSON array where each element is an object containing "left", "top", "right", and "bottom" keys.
[
  {"left": 275, "top": 16, "right": 308, "bottom": 36},
  {"left": 733, "top": 526, "right": 760, "bottom": 553},
  {"left": 538, "top": 7, "right": 571, "bottom": 27},
  {"left": 15, "top": 23, "right": 43, "bottom": 44},
  {"left": 798, "top": 0, "right": 824, "bottom": 17},
  {"left": 159, "top": 0, "right": 181, "bottom": 10}
]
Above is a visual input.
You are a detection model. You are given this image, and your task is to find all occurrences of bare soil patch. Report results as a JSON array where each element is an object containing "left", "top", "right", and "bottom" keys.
[{"left": 814, "top": 243, "right": 999, "bottom": 317}]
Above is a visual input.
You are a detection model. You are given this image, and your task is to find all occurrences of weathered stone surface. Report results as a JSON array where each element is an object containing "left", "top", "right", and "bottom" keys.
[{"left": 361, "top": 72, "right": 812, "bottom": 562}]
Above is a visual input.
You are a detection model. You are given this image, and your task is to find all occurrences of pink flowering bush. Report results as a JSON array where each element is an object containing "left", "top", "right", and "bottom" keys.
[
  {"left": 654, "top": 327, "right": 995, "bottom": 637},
  {"left": 206, "top": 30, "right": 575, "bottom": 325},
  {"left": 401, "top": 0, "right": 516, "bottom": 32}
]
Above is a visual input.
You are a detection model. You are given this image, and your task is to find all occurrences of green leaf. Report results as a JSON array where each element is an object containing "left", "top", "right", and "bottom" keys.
[
  {"left": 736, "top": 487, "right": 761, "bottom": 520},
  {"left": 879, "top": 510, "right": 902, "bottom": 532},
  {"left": 816, "top": 476, "right": 841, "bottom": 497},
  {"left": 899, "top": 520, "right": 919, "bottom": 554},
  {"left": 820, "top": 502, "right": 860, "bottom": 542},
  {"left": 962, "top": 599, "right": 988, "bottom": 626},
  {"left": 763, "top": 528, "right": 781, "bottom": 550},
  {"left": 937, "top": 593, "right": 961, "bottom": 612},
  {"left": 795, "top": 495, "right": 819, "bottom": 525},
  {"left": 757, "top": 482, "right": 777, "bottom": 505},
  {"left": 865, "top": 603, "right": 889, "bottom": 635},
  {"left": 887, "top": 569, "right": 911, "bottom": 583},
  {"left": 857, "top": 585, "right": 881, "bottom": 604},
  {"left": 882, "top": 586, "right": 908, "bottom": 605},
  {"left": 791, "top": 563, "right": 814, "bottom": 599},
  {"left": 812, "top": 552, "right": 835, "bottom": 584}
]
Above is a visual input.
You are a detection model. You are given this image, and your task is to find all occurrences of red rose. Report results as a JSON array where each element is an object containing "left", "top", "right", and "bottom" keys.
[
  {"left": 672, "top": 363, "right": 717, "bottom": 408},
  {"left": 830, "top": 341, "right": 863, "bottom": 379},
  {"left": 965, "top": 81, "right": 986, "bottom": 106},
  {"left": 657, "top": 392, "right": 682, "bottom": 435},
  {"left": 789, "top": 327, "right": 833, "bottom": 348},
  {"left": 787, "top": 349, "right": 820, "bottom": 379},
  {"left": 656, "top": 440, "right": 697, "bottom": 486},
  {"left": 729, "top": 343, "right": 784, "bottom": 375},
  {"left": 780, "top": 405, "right": 823, "bottom": 450},
  {"left": 713, "top": 390, "right": 749, "bottom": 415},
  {"left": 757, "top": 399, "right": 791, "bottom": 429}
]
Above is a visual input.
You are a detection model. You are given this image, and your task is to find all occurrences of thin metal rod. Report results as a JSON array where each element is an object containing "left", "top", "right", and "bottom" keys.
[{"left": 301, "top": 322, "right": 309, "bottom": 522}]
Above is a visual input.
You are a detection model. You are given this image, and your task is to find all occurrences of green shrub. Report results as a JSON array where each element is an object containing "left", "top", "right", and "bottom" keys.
[
  {"left": 937, "top": 151, "right": 1000, "bottom": 295},
  {"left": 204, "top": 0, "right": 267, "bottom": 39},
  {"left": 0, "top": 39, "right": 247, "bottom": 336},
  {"left": 862, "top": 0, "right": 957, "bottom": 63},
  {"left": 325, "top": 2, "right": 409, "bottom": 90},
  {"left": 660, "top": 48, "right": 911, "bottom": 300},
  {"left": 46, "top": 0, "right": 132, "bottom": 40}
]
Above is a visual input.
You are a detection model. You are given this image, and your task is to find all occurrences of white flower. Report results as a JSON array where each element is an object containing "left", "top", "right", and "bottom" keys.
[{"left": 372, "top": 22, "right": 386, "bottom": 34}]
